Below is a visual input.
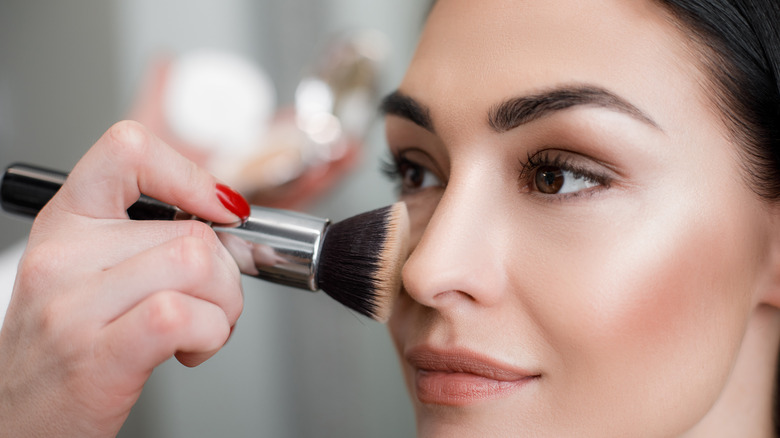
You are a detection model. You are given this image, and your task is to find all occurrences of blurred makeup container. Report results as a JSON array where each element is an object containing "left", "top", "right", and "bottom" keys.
[{"left": 163, "top": 30, "right": 390, "bottom": 206}]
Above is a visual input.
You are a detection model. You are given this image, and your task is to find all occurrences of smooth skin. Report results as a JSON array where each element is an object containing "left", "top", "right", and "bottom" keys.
[
  {"left": 386, "top": 0, "right": 780, "bottom": 436},
  {"left": 0, "top": 121, "right": 244, "bottom": 436}
]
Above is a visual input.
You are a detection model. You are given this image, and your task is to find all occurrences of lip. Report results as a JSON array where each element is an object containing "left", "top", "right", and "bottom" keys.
[{"left": 405, "top": 346, "right": 540, "bottom": 406}]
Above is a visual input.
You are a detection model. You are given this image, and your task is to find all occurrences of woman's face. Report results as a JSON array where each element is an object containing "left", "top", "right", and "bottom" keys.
[{"left": 385, "top": 0, "right": 778, "bottom": 436}]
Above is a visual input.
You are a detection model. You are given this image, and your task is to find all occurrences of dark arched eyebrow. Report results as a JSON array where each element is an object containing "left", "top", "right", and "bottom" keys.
[
  {"left": 380, "top": 91, "right": 435, "bottom": 133},
  {"left": 488, "top": 85, "right": 661, "bottom": 132},
  {"left": 380, "top": 85, "right": 661, "bottom": 134}
]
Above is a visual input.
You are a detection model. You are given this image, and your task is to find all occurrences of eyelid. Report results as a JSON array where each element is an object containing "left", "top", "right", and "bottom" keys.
[
  {"left": 519, "top": 149, "right": 616, "bottom": 198},
  {"left": 381, "top": 147, "right": 446, "bottom": 195},
  {"left": 394, "top": 147, "right": 447, "bottom": 182}
]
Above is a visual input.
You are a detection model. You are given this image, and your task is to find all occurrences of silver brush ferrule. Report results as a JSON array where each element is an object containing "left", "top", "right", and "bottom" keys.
[{"left": 212, "top": 206, "right": 329, "bottom": 291}]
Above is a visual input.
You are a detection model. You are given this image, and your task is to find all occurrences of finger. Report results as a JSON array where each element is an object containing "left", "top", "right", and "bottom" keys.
[
  {"left": 174, "top": 323, "right": 238, "bottom": 367},
  {"left": 60, "top": 218, "right": 235, "bottom": 272},
  {"left": 92, "top": 234, "right": 243, "bottom": 326},
  {"left": 175, "top": 349, "right": 221, "bottom": 368},
  {"left": 97, "top": 290, "right": 231, "bottom": 380},
  {"left": 48, "top": 120, "right": 244, "bottom": 224}
]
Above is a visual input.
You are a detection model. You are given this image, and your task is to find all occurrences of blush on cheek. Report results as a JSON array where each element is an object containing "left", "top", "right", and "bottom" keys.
[{"left": 527, "top": 201, "right": 762, "bottom": 433}]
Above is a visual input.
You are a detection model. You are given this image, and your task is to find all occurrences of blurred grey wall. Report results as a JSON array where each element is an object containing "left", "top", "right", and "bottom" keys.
[
  {"left": 0, "top": 1, "right": 120, "bottom": 249},
  {"left": 0, "top": 0, "right": 425, "bottom": 436}
]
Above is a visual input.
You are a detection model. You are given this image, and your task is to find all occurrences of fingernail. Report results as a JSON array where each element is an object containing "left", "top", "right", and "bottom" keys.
[{"left": 216, "top": 183, "right": 251, "bottom": 222}]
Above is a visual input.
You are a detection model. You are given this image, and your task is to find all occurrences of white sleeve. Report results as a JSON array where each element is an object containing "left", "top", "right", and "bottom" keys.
[{"left": 0, "top": 239, "right": 27, "bottom": 327}]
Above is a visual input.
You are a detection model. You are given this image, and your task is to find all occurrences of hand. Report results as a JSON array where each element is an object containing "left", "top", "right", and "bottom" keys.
[{"left": 0, "top": 121, "right": 245, "bottom": 437}]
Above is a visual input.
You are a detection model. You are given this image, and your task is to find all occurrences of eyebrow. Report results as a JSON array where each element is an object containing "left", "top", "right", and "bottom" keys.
[
  {"left": 488, "top": 85, "right": 661, "bottom": 132},
  {"left": 380, "top": 85, "right": 661, "bottom": 134},
  {"left": 380, "top": 91, "right": 435, "bottom": 132}
]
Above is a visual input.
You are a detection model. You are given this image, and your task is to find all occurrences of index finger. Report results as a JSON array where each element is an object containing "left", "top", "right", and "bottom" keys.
[{"left": 49, "top": 120, "right": 245, "bottom": 224}]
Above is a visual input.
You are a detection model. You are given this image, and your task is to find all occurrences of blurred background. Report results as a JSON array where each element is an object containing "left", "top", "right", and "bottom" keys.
[{"left": 0, "top": 0, "right": 428, "bottom": 436}]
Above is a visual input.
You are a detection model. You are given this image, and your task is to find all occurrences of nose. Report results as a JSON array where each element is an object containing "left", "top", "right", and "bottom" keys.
[{"left": 401, "top": 178, "right": 508, "bottom": 310}]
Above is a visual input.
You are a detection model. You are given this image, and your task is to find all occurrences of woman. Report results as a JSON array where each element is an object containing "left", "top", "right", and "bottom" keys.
[
  {"left": 2, "top": 0, "right": 780, "bottom": 436},
  {"left": 382, "top": 0, "right": 780, "bottom": 436}
]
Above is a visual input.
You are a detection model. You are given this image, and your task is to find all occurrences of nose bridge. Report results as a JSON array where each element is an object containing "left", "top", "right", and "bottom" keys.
[{"left": 402, "top": 174, "right": 505, "bottom": 308}]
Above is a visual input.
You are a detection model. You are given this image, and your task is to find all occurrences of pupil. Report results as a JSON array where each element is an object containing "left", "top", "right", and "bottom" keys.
[
  {"left": 405, "top": 165, "right": 423, "bottom": 188},
  {"left": 536, "top": 166, "right": 563, "bottom": 194},
  {"left": 400, "top": 163, "right": 424, "bottom": 189}
]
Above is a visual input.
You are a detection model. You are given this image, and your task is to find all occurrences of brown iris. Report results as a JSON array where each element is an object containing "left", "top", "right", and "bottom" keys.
[
  {"left": 400, "top": 161, "right": 426, "bottom": 190},
  {"left": 535, "top": 166, "right": 564, "bottom": 194}
]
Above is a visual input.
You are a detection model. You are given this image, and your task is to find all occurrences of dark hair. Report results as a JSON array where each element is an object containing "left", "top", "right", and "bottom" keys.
[{"left": 656, "top": 0, "right": 780, "bottom": 200}]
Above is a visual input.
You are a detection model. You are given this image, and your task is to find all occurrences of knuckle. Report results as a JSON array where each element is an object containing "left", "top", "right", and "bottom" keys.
[
  {"left": 179, "top": 220, "right": 217, "bottom": 244},
  {"left": 104, "top": 120, "right": 151, "bottom": 166},
  {"left": 145, "top": 291, "right": 190, "bottom": 335},
  {"left": 170, "top": 236, "right": 214, "bottom": 280},
  {"left": 17, "top": 243, "right": 69, "bottom": 291}
]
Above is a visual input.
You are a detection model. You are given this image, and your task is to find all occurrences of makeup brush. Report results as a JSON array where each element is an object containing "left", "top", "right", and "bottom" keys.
[{"left": 0, "top": 163, "right": 408, "bottom": 322}]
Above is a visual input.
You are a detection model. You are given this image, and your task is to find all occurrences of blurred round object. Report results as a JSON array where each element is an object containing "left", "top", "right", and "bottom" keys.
[
  {"left": 295, "top": 29, "right": 390, "bottom": 143},
  {"left": 164, "top": 50, "right": 276, "bottom": 176}
]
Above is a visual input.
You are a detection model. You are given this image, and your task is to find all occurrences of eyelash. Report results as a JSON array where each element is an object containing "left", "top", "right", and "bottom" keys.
[
  {"left": 380, "top": 152, "right": 424, "bottom": 194},
  {"left": 380, "top": 152, "right": 402, "bottom": 183},
  {"left": 519, "top": 150, "right": 612, "bottom": 198},
  {"left": 380, "top": 149, "right": 612, "bottom": 198}
]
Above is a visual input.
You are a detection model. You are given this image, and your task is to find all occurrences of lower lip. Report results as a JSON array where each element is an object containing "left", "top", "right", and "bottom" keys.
[{"left": 414, "top": 370, "right": 536, "bottom": 406}]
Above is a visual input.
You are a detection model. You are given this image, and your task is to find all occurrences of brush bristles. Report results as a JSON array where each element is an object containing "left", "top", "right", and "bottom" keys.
[{"left": 317, "top": 202, "right": 409, "bottom": 322}]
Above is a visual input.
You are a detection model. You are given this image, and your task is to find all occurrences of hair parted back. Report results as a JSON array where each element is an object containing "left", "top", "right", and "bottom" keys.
[{"left": 656, "top": 0, "right": 780, "bottom": 200}]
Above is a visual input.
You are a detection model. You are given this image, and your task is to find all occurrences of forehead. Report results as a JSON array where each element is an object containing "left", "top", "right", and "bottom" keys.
[{"left": 399, "top": 0, "right": 706, "bottom": 137}]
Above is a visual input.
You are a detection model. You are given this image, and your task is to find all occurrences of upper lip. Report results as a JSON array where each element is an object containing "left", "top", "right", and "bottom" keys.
[{"left": 405, "top": 346, "right": 539, "bottom": 381}]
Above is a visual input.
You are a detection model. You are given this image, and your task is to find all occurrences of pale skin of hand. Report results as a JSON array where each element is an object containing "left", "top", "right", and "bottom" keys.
[{"left": 0, "top": 120, "right": 244, "bottom": 437}]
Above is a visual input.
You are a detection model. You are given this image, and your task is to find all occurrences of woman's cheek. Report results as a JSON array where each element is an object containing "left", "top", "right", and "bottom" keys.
[{"left": 522, "top": 192, "right": 765, "bottom": 430}]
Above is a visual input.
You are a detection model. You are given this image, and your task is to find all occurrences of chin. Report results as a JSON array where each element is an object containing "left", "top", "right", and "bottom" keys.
[{"left": 412, "top": 401, "right": 541, "bottom": 438}]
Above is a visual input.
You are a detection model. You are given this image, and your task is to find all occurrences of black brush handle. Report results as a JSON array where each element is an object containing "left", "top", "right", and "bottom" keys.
[{"left": 1, "top": 163, "right": 183, "bottom": 220}]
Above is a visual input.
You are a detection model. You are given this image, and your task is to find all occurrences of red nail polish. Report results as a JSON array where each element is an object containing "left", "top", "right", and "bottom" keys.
[{"left": 216, "top": 183, "right": 250, "bottom": 222}]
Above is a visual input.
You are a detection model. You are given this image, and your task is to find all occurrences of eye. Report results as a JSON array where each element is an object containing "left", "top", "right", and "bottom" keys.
[
  {"left": 521, "top": 151, "right": 610, "bottom": 198},
  {"left": 398, "top": 159, "right": 440, "bottom": 191},
  {"left": 381, "top": 152, "right": 442, "bottom": 194},
  {"left": 534, "top": 165, "right": 599, "bottom": 195}
]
